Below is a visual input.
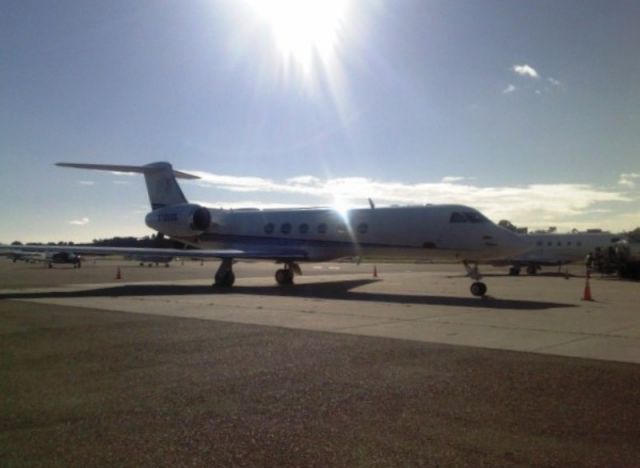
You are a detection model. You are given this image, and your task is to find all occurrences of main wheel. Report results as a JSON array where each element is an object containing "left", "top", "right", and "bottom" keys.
[
  {"left": 508, "top": 266, "right": 521, "bottom": 276},
  {"left": 470, "top": 281, "right": 487, "bottom": 297},
  {"left": 526, "top": 265, "right": 537, "bottom": 275},
  {"left": 214, "top": 270, "right": 235, "bottom": 287},
  {"left": 275, "top": 268, "right": 294, "bottom": 285}
]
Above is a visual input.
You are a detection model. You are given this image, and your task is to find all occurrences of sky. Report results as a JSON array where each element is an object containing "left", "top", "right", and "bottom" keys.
[{"left": 1, "top": 0, "right": 639, "bottom": 242}]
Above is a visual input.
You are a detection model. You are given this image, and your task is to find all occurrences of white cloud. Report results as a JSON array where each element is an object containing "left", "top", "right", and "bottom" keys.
[
  {"left": 502, "top": 84, "right": 516, "bottom": 94},
  {"left": 512, "top": 64, "right": 539, "bottom": 79},
  {"left": 69, "top": 217, "right": 90, "bottom": 225},
  {"left": 286, "top": 175, "right": 322, "bottom": 185},
  {"left": 441, "top": 176, "right": 466, "bottom": 183},
  {"left": 78, "top": 180, "right": 94, "bottom": 185},
  {"left": 618, "top": 173, "right": 640, "bottom": 188},
  {"left": 547, "top": 77, "right": 562, "bottom": 86}
]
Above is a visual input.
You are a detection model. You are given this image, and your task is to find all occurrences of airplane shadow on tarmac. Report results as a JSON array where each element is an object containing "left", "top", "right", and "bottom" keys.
[{"left": 0, "top": 279, "right": 575, "bottom": 310}]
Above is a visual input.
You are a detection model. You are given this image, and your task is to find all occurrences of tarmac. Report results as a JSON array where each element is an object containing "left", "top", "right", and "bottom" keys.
[{"left": 2, "top": 259, "right": 640, "bottom": 466}]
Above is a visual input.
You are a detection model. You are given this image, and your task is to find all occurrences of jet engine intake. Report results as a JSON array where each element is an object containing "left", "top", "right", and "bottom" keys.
[{"left": 145, "top": 203, "right": 211, "bottom": 237}]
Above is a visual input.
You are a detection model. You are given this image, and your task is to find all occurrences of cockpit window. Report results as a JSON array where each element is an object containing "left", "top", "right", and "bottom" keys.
[
  {"left": 464, "top": 212, "right": 487, "bottom": 223},
  {"left": 449, "top": 212, "right": 466, "bottom": 223}
]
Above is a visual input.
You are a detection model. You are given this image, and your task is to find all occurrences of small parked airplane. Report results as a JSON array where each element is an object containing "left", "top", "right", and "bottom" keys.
[
  {"left": 2, "top": 162, "right": 527, "bottom": 296},
  {"left": 5, "top": 249, "right": 82, "bottom": 268},
  {"left": 493, "top": 231, "right": 623, "bottom": 275}
]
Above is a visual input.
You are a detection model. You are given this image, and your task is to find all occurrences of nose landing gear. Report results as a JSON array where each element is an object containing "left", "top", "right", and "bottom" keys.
[{"left": 464, "top": 261, "right": 488, "bottom": 297}]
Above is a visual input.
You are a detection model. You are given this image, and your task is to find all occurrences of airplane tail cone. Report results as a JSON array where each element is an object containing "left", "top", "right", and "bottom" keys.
[
  {"left": 373, "top": 265, "right": 378, "bottom": 278},
  {"left": 582, "top": 272, "right": 593, "bottom": 301},
  {"left": 115, "top": 267, "right": 122, "bottom": 280}
]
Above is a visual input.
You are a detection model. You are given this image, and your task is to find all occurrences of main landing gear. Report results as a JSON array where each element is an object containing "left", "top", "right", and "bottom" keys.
[
  {"left": 275, "top": 263, "right": 301, "bottom": 285},
  {"left": 213, "top": 258, "right": 235, "bottom": 287},
  {"left": 212, "top": 259, "right": 302, "bottom": 288},
  {"left": 464, "top": 261, "right": 488, "bottom": 297}
]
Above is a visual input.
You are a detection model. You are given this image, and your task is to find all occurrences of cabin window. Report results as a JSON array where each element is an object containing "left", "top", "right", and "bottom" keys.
[
  {"left": 577, "top": 241, "right": 582, "bottom": 246},
  {"left": 464, "top": 212, "right": 487, "bottom": 223},
  {"left": 611, "top": 237, "right": 620, "bottom": 242},
  {"left": 264, "top": 223, "right": 274, "bottom": 234},
  {"left": 557, "top": 241, "right": 562, "bottom": 246},
  {"left": 567, "top": 241, "right": 572, "bottom": 246},
  {"left": 536, "top": 241, "right": 543, "bottom": 247},
  {"left": 281, "top": 223, "right": 292, "bottom": 234},
  {"left": 449, "top": 212, "right": 466, "bottom": 223},
  {"left": 357, "top": 223, "right": 368, "bottom": 234},
  {"left": 547, "top": 241, "right": 553, "bottom": 247},
  {"left": 336, "top": 223, "right": 348, "bottom": 234},
  {"left": 299, "top": 223, "right": 309, "bottom": 234},
  {"left": 317, "top": 223, "right": 328, "bottom": 234}
]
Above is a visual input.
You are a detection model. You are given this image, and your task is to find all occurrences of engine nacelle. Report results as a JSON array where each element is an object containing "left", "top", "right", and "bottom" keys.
[{"left": 145, "top": 203, "right": 211, "bottom": 237}]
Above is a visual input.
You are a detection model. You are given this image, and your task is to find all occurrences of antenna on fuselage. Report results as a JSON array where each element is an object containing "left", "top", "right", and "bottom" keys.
[{"left": 368, "top": 198, "right": 375, "bottom": 209}]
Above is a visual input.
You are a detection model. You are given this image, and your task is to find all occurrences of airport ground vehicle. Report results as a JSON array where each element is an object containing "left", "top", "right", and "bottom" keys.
[{"left": 592, "top": 241, "right": 640, "bottom": 280}]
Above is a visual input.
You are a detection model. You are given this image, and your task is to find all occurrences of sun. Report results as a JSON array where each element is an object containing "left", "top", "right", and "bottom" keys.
[{"left": 245, "top": 0, "right": 351, "bottom": 71}]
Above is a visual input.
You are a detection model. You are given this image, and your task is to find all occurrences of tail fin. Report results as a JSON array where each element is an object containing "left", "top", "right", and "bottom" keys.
[{"left": 56, "top": 162, "right": 200, "bottom": 210}]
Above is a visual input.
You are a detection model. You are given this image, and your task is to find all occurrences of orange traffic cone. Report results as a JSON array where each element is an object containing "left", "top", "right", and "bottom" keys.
[
  {"left": 115, "top": 267, "right": 122, "bottom": 280},
  {"left": 582, "top": 272, "right": 593, "bottom": 301},
  {"left": 373, "top": 265, "right": 378, "bottom": 278}
]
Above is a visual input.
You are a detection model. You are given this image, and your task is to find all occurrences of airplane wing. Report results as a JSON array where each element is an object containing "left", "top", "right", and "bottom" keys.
[{"left": 0, "top": 244, "right": 308, "bottom": 261}]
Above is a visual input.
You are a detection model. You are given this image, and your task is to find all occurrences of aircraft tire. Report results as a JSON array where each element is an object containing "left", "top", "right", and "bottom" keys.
[
  {"left": 508, "top": 267, "right": 520, "bottom": 276},
  {"left": 214, "top": 270, "right": 235, "bottom": 287},
  {"left": 526, "top": 265, "right": 537, "bottom": 275},
  {"left": 275, "top": 268, "right": 294, "bottom": 285},
  {"left": 470, "top": 281, "right": 487, "bottom": 297}
]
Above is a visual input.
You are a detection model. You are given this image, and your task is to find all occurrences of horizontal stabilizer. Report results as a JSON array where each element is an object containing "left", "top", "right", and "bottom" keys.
[{"left": 56, "top": 162, "right": 200, "bottom": 180}]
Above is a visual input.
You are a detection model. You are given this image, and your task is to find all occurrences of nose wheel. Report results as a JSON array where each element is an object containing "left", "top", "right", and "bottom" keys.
[
  {"left": 470, "top": 281, "right": 487, "bottom": 297},
  {"left": 464, "top": 261, "right": 488, "bottom": 297}
]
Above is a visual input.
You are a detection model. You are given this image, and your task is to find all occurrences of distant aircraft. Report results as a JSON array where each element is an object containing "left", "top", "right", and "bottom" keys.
[
  {"left": 4, "top": 249, "right": 82, "bottom": 268},
  {"left": 1, "top": 162, "right": 527, "bottom": 296},
  {"left": 492, "top": 231, "right": 623, "bottom": 275},
  {"left": 6, "top": 249, "right": 41, "bottom": 263}
]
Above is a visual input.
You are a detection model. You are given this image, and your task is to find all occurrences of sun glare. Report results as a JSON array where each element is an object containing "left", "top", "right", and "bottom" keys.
[
  {"left": 332, "top": 197, "right": 352, "bottom": 222},
  {"left": 245, "top": 0, "right": 350, "bottom": 72}
]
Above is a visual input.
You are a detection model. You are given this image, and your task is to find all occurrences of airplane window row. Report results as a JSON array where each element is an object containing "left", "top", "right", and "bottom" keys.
[
  {"left": 264, "top": 223, "right": 369, "bottom": 235},
  {"left": 449, "top": 212, "right": 488, "bottom": 223},
  {"left": 536, "top": 241, "right": 583, "bottom": 247},
  {"left": 536, "top": 237, "right": 619, "bottom": 248}
]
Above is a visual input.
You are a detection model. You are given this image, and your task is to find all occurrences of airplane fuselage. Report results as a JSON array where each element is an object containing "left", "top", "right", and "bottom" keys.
[
  {"left": 152, "top": 204, "right": 525, "bottom": 263},
  {"left": 498, "top": 232, "right": 622, "bottom": 267}
]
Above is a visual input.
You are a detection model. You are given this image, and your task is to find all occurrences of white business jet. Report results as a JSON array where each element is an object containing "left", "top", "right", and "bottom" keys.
[
  {"left": 6, "top": 162, "right": 527, "bottom": 296},
  {"left": 493, "top": 231, "right": 623, "bottom": 275}
]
